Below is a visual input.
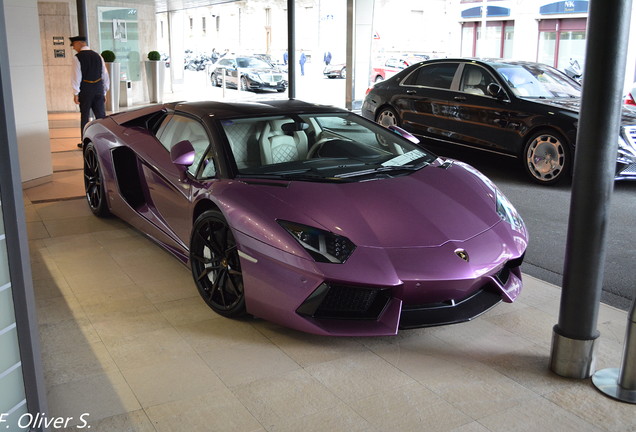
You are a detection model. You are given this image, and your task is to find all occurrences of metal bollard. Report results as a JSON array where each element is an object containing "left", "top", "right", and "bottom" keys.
[
  {"left": 221, "top": 68, "right": 226, "bottom": 99},
  {"left": 592, "top": 296, "right": 636, "bottom": 403}
]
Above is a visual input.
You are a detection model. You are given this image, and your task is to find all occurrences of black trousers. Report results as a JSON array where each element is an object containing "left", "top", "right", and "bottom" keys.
[{"left": 79, "top": 82, "right": 106, "bottom": 137}]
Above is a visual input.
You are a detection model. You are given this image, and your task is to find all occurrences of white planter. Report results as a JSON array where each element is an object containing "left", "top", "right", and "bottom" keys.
[
  {"left": 145, "top": 60, "right": 166, "bottom": 103},
  {"left": 104, "top": 62, "right": 120, "bottom": 112}
]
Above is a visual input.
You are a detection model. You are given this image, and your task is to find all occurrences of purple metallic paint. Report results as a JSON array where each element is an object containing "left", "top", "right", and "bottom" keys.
[{"left": 83, "top": 102, "right": 528, "bottom": 336}]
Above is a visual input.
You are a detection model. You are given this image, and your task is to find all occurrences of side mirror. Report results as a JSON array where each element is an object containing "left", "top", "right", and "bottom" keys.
[
  {"left": 170, "top": 140, "right": 195, "bottom": 167},
  {"left": 487, "top": 83, "right": 506, "bottom": 99},
  {"left": 388, "top": 125, "right": 420, "bottom": 144}
]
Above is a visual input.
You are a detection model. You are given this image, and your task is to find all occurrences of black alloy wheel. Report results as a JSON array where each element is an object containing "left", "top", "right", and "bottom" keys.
[
  {"left": 190, "top": 210, "right": 246, "bottom": 317},
  {"left": 522, "top": 130, "right": 570, "bottom": 185},
  {"left": 83, "top": 143, "right": 110, "bottom": 217}
]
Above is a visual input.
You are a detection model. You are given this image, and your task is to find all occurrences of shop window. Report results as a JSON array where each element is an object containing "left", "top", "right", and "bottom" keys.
[
  {"left": 538, "top": 18, "right": 587, "bottom": 69},
  {"left": 461, "top": 21, "right": 514, "bottom": 58}
]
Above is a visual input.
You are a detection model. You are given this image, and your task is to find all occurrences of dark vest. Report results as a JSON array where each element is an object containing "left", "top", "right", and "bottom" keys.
[{"left": 76, "top": 50, "right": 103, "bottom": 88}]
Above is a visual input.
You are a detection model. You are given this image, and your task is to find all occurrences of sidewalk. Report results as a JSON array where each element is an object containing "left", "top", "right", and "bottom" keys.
[{"left": 21, "top": 98, "right": 635, "bottom": 432}]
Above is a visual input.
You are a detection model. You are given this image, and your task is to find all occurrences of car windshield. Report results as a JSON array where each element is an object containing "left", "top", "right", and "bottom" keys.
[
  {"left": 493, "top": 63, "right": 581, "bottom": 99},
  {"left": 237, "top": 57, "right": 273, "bottom": 68},
  {"left": 220, "top": 112, "right": 437, "bottom": 182}
]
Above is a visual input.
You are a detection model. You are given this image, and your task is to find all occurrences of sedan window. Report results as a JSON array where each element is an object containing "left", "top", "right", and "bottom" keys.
[
  {"left": 460, "top": 65, "right": 498, "bottom": 96},
  {"left": 494, "top": 64, "right": 581, "bottom": 98},
  {"left": 403, "top": 63, "right": 459, "bottom": 89}
]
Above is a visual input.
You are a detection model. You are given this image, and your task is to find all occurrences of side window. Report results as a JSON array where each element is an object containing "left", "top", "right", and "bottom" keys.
[
  {"left": 403, "top": 63, "right": 459, "bottom": 89},
  {"left": 460, "top": 64, "right": 498, "bottom": 96},
  {"left": 157, "top": 115, "right": 210, "bottom": 176}
]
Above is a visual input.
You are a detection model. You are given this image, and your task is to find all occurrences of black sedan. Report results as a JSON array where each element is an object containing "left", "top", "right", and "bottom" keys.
[
  {"left": 362, "top": 58, "right": 636, "bottom": 185},
  {"left": 210, "top": 55, "right": 287, "bottom": 92}
]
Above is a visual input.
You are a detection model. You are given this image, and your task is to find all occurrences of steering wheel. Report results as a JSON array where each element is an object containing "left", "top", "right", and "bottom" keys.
[{"left": 307, "top": 140, "right": 328, "bottom": 159}]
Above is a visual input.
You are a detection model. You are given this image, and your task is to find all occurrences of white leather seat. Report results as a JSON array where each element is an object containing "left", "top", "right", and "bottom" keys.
[
  {"left": 259, "top": 119, "right": 308, "bottom": 165},
  {"left": 463, "top": 68, "right": 485, "bottom": 95}
]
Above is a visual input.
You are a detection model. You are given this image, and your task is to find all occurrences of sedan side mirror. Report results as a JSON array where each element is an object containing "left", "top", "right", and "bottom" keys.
[
  {"left": 487, "top": 83, "right": 506, "bottom": 99},
  {"left": 170, "top": 139, "right": 195, "bottom": 167}
]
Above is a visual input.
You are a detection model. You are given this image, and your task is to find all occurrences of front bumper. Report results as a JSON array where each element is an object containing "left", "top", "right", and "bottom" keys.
[{"left": 234, "top": 220, "right": 526, "bottom": 336}]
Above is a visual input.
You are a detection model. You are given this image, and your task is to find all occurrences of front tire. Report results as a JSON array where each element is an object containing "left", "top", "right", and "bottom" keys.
[
  {"left": 211, "top": 72, "right": 220, "bottom": 87},
  {"left": 190, "top": 210, "right": 246, "bottom": 317},
  {"left": 522, "top": 130, "right": 570, "bottom": 185},
  {"left": 83, "top": 142, "right": 110, "bottom": 217},
  {"left": 240, "top": 76, "right": 249, "bottom": 91},
  {"left": 376, "top": 107, "right": 400, "bottom": 128}
]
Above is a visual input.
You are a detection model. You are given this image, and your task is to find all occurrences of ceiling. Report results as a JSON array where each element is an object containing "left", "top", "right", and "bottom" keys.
[{"left": 151, "top": 0, "right": 241, "bottom": 13}]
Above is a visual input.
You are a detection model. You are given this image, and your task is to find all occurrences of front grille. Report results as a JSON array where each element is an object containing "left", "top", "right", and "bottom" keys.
[
  {"left": 262, "top": 74, "right": 283, "bottom": 83},
  {"left": 297, "top": 283, "right": 391, "bottom": 320},
  {"left": 619, "top": 163, "right": 636, "bottom": 175},
  {"left": 624, "top": 125, "right": 636, "bottom": 148}
]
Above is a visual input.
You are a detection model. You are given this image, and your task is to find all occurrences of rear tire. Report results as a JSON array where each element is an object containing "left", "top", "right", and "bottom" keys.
[
  {"left": 376, "top": 107, "right": 400, "bottom": 128},
  {"left": 83, "top": 143, "right": 111, "bottom": 217}
]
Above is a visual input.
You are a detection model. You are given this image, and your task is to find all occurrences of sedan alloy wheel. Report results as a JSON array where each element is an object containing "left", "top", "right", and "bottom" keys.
[
  {"left": 376, "top": 107, "right": 400, "bottom": 128},
  {"left": 523, "top": 131, "right": 569, "bottom": 185},
  {"left": 190, "top": 210, "right": 246, "bottom": 317}
]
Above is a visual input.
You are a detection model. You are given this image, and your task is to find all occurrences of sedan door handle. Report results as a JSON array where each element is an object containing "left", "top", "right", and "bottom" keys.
[
  {"left": 406, "top": 90, "right": 417, "bottom": 95},
  {"left": 454, "top": 96, "right": 467, "bottom": 101}
]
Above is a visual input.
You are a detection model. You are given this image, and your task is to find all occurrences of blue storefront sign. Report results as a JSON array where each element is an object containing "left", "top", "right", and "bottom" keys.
[
  {"left": 540, "top": 1, "right": 589, "bottom": 15},
  {"left": 461, "top": 6, "right": 511, "bottom": 19}
]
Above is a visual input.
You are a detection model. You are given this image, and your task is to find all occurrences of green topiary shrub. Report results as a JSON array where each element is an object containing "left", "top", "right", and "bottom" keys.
[
  {"left": 147, "top": 51, "right": 161, "bottom": 61},
  {"left": 101, "top": 50, "right": 116, "bottom": 62}
]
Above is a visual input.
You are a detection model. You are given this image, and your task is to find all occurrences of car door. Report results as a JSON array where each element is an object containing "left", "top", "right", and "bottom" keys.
[
  {"left": 449, "top": 63, "right": 520, "bottom": 154},
  {"left": 217, "top": 58, "right": 238, "bottom": 87},
  {"left": 394, "top": 62, "right": 461, "bottom": 140},
  {"left": 139, "top": 114, "right": 211, "bottom": 245}
]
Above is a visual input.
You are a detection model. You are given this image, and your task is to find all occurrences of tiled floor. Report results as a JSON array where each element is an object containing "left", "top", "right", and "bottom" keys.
[{"left": 21, "top": 113, "right": 635, "bottom": 431}]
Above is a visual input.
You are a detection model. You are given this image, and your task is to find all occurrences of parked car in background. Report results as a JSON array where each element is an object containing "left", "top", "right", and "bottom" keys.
[
  {"left": 362, "top": 58, "right": 636, "bottom": 185},
  {"left": 210, "top": 55, "right": 287, "bottom": 92},
  {"left": 624, "top": 82, "right": 636, "bottom": 105},
  {"left": 81, "top": 99, "right": 527, "bottom": 336},
  {"left": 323, "top": 63, "right": 346, "bottom": 79},
  {"left": 370, "top": 56, "right": 428, "bottom": 83}
]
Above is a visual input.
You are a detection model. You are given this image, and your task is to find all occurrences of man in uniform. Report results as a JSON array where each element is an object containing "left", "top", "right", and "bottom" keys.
[{"left": 70, "top": 35, "right": 110, "bottom": 148}]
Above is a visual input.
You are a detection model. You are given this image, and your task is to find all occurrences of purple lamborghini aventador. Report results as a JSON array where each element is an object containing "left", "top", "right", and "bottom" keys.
[{"left": 82, "top": 99, "right": 528, "bottom": 336}]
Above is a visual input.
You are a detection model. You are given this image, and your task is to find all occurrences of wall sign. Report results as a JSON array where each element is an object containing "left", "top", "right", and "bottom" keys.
[
  {"left": 52, "top": 36, "right": 64, "bottom": 46},
  {"left": 54, "top": 49, "right": 65, "bottom": 58},
  {"left": 540, "top": 1, "right": 589, "bottom": 15}
]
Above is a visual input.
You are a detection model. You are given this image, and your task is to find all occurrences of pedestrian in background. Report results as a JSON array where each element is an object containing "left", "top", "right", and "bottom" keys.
[
  {"left": 324, "top": 51, "right": 332, "bottom": 66},
  {"left": 70, "top": 36, "right": 109, "bottom": 149},
  {"left": 299, "top": 49, "right": 307, "bottom": 76}
]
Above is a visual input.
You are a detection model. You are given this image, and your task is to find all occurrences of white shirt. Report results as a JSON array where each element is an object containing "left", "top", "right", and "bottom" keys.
[{"left": 71, "top": 46, "right": 110, "bottom": 96}]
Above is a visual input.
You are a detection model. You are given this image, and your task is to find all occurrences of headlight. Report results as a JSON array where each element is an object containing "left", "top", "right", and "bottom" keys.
[
  {"left": 246, "top": 73, "right": 260, "bottom": 81},
  {"left": 496, "top": 190, "right": 525, "bottom": 233},
  {"left": 278, "top": 220, "right": 356, "bottom": 263}
]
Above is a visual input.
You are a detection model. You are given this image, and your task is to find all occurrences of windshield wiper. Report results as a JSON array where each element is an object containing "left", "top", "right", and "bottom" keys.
[{"left": 334, "top": 162, "right": 429, "bottom": 178}]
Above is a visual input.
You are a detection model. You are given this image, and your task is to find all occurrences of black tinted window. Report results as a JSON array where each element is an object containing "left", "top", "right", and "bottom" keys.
[{"left": 404, "top": 63, "right": 459, "bottom": 89}]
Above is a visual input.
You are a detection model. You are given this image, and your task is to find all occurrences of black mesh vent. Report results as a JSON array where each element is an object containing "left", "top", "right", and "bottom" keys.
[{"left": 300, "top": 284, "right": 391, "bottom": 320}]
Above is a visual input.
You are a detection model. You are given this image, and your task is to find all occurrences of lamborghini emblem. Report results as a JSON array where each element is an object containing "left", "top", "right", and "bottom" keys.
[{"left": 455, "top": 248, "right": 469, "bottom": 262}]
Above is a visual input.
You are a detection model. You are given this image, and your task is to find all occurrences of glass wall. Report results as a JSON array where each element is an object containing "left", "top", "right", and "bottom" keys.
[
  {"left": 98, "top": 7, "right": 141, "bottom": 82},
  {"left": 0, "top": 196, "right": 29, "bottom": 432}
]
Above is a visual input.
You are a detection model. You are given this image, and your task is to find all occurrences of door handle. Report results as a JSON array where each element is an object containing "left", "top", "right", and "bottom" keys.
[
  {"left": 454, "top": 96, "right": 467, "bottom": 101},
  {"left": 406, "top": 90, "right": 417, "bottom": 95}
]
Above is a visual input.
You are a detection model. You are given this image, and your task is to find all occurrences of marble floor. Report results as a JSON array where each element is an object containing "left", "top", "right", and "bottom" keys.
[{"left": 20, "top": 113, "right": 636, "bottom": 431}]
